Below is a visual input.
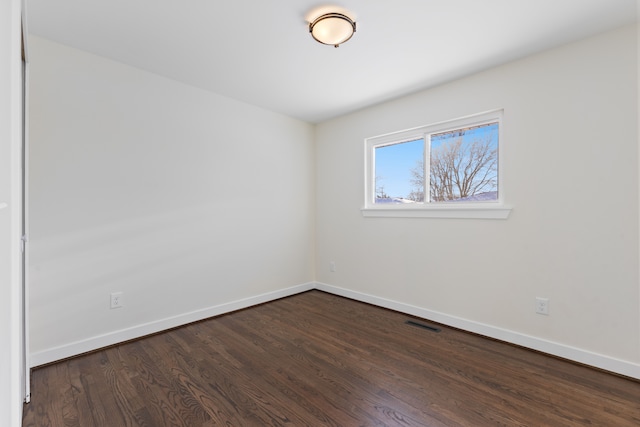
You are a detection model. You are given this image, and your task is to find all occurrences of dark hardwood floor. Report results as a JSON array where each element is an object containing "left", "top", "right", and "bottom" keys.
[{"left": 23, "top": 290, "right": 640, "bottom": 426}]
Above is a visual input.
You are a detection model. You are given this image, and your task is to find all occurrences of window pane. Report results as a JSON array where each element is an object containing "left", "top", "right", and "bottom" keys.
[
  {"left": 429, "top": 122, "right": 498, "bottom": 202},
  {"left": 374, "top": 138, "right": 424, "bottom": 204}
]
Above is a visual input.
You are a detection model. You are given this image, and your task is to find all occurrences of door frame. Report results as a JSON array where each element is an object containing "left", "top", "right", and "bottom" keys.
[{"left": 21, "top": 5, "right": 30, "bottom": 404}]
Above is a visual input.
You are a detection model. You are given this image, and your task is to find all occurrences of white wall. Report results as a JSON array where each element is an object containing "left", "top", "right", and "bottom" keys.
[
  {"left": 316, "top": 25, "right": 640, "bottom": 377},
  {"left": 28, "top": 36, "right": 315, "bottom": 364},
  {"left": 1, "top": 0, "right": 25, "bottom": 424},
  {"left": 28, "top": 25, "right": 640, "bottom": 378}
]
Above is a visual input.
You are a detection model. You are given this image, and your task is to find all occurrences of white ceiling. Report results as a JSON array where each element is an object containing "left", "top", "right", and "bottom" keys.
[{"left": 26, "top": 0, "right": 637, "bottom": 123}]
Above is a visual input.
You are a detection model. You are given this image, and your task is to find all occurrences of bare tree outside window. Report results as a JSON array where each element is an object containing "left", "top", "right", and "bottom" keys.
[
  {"left": 375, "top": 175, "right": 389, "bottom": 199},
  {"left": 410, "top": 123, "right": 498, "bottom": 202},
  {"left": 366, "top": 112, "right": 505, "bottom": 217}
]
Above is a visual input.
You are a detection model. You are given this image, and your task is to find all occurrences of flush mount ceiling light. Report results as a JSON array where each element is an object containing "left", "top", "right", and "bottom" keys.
[{"left": 309, "top": 12, "right": 356, "bottom": 47}]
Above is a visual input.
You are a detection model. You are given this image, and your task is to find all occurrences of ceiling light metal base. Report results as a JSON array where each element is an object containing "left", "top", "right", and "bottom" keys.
[{"left": 309, "top": 12, "right": 356, "bottom": 48}]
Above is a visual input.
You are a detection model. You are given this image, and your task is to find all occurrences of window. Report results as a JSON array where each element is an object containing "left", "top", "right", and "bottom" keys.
[{"left": 364, "top": 110, "right": 511, "bottom": 218}]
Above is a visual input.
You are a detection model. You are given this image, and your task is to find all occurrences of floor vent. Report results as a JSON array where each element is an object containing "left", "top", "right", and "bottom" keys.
[{"left": 405, "top": 320, "right": 441, "bottom": 333}]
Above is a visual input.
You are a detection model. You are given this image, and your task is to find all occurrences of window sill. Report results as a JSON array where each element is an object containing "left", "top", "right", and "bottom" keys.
[{"left": 361, "top": 204, "right": 512, "bottom": 219}]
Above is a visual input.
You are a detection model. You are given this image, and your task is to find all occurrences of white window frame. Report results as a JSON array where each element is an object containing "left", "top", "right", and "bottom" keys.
[{"left": 363, "top": 110, "right": 512, "bottom": 219}]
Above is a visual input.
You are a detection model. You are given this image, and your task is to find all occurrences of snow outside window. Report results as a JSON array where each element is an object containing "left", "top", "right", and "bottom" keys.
[{"left": 363, "top": 110, "right": 512, "bottom": 219}]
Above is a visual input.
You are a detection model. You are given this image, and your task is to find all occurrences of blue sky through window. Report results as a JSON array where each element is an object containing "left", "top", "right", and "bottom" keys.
[
  {"left": 375, "top": 123, "right": 498, "bottom": 200},
  {"left": 375, "top": 139, "right": 423, "bottom": 199}
]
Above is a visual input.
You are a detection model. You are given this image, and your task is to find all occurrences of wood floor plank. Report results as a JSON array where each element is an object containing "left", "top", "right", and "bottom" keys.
[
  {"left": 23, "top": 290, "right": 640, "bottom": 426},
  {"left": 264, "top": 295, "right": 520, "bottom": 424},
  {"left": 206, "top": 319, "right": 351, "bottom": 425},
  {"left": 273, "top": 295, "right": 537, "bottom": 426}
]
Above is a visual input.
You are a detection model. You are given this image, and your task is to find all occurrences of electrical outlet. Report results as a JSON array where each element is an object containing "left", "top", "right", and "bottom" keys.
[
  {"left": 535, "top": 297, "right": 549, "bottom": 315},
  {"left": 110, "top": 292, "right": 123, "bottom": 309},
  {"left": 330, "top": 261, "right": 336, "bottom": 272}
]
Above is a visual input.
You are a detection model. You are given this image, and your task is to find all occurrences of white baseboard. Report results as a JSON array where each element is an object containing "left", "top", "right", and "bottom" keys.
[
  {"left": 314, "top": 282, "right": 640, "bottom": 380},
  {"left": 31, "top": 281, "right": 640, "bottom": 380},
  {"left": 30, "top": 282, "right": 315, "bottom": 367}
]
